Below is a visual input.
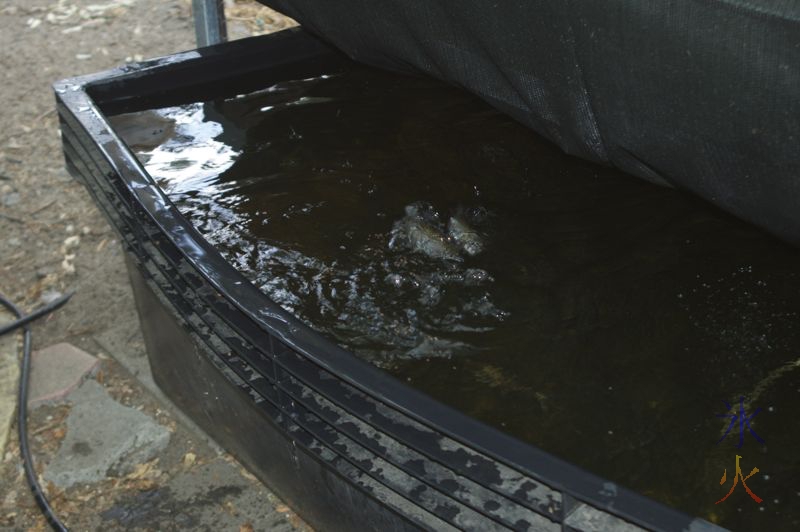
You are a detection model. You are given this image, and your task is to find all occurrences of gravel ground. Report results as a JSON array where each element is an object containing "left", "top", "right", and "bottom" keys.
[{"left": 0, "top": 1, "right": 304, "bottom": 530}]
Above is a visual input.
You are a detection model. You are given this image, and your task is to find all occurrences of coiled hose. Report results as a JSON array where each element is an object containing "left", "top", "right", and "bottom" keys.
[{"left": 0, "top": 292, "right": 72, "bottom": 532}]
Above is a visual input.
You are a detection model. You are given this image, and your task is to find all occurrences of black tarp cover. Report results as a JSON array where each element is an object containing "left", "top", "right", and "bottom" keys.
[{"left": 259, "top": 1, "right": 800, "bottom": 244}]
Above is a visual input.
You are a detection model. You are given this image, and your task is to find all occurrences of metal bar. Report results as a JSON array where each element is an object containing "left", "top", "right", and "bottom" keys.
[{"left": 193, "top": 0, "right": 228, "bottom": 47}]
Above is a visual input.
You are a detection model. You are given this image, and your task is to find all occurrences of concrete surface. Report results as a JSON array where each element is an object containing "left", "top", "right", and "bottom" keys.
[
  {"left": 101, "top": 461, "right": 298, "bottom": 531},
  {"left": 44, "top": 379, "right": 171, "bottom": 488}
]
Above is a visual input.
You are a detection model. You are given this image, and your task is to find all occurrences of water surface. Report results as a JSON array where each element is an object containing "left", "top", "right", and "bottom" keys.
[{"left": 115, "top": 66, "right": 800, "bottom": 530}]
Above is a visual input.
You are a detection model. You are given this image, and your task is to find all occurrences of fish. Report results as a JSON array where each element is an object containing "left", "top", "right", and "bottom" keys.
[
  {"left": 390, "top": 202, "right": 488, "bottom": 261},
  {"left": 108, "top": 110, "right": 176, "bottom": 151},
  {"left": 447, "top": 215, "right": 484, "bottom": 256},
  {"left": 389, "top": 202, "right": 463, "bottom": 261},
  {"left": 721, "top": 355, "right": 800, "bottom": 438},
  {"left": 404, "top": 202, "right": 440, "bottom": 224},
  {"left": 404, "top": 218, "right": 463, "bottom": 261}
]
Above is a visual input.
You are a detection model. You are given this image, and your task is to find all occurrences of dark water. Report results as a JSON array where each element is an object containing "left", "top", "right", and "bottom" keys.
[{"left": 115, "top": 66, "right": 800, "bottom": 530}]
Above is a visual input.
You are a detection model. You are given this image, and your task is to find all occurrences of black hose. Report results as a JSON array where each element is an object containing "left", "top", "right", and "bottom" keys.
[
  {"left": 0, "top": 294, "right": 73, "bottom": 336},
  {"left": 0, "top": 293, "right": 72, "bottom": 532}
]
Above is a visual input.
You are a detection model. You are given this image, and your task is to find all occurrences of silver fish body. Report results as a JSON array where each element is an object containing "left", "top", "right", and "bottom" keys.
[
  {"left": 447, "top": 216, "right": 484, "bottom": 256},
  {"left": 404, "top": 219, "right": 463, "bottom": 261}
]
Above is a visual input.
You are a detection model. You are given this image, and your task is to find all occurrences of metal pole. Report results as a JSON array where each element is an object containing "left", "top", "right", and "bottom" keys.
[{"left": 193, "top": 0, "right": 228, "bottom": 47}]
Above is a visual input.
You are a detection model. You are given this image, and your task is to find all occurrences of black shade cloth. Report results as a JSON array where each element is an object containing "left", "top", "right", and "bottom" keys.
[{"left": 259, "top": 0, "right": 800, "bottom": 244}]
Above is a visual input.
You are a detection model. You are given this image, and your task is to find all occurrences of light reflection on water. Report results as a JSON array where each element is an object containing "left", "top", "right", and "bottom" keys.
[
  {"left": 134, "top": 104, "right": 240, "bottom": 196},
  {"left": 114, "top": 67, "right": 800, "bottom": 530}
]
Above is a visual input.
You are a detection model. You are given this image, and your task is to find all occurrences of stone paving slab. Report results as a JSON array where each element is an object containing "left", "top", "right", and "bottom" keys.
[
  {"left": 29, "top": 342, "right": 100, "bottom": 407},
  {"left": 44, "top": 379, "right": 171, "bottom": 489}
]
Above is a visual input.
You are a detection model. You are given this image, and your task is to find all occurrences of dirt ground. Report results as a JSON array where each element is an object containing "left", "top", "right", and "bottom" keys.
[{"left": 0, "top": 1, "right": 301, "bottom": 530}]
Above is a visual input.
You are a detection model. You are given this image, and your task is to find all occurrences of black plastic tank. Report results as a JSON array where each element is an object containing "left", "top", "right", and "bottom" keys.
[{"left": 54, "top": 28, "right": 730, "bottom": 532}]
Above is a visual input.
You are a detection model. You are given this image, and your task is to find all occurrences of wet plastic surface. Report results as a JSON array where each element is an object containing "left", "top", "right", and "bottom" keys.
[{"left": 54, "top": 28, "right": 725, "bottom": 531}]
